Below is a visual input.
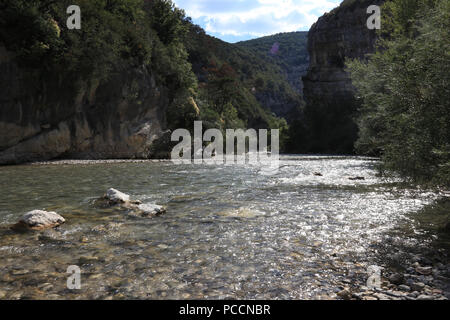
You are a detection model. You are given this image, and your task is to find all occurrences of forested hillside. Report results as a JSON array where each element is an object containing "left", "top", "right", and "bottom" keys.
[
  {"left": 183, "top": 26, "right": 311, "bottom": 150},
  {"left": 0, "top": 0, "right": 309, "bottom": 161},
  {"left": 237, "top": 32, "right": 309, "bottom": 95}
]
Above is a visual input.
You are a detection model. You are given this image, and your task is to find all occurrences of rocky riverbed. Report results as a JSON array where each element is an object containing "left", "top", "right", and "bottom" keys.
[{"left": 0, "top": 156, "right": 448, "bottom": 300}]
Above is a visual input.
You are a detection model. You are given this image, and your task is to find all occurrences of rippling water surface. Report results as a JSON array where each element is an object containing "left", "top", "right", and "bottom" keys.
[{"left": 0, "top": 156, "right": 445, "bottom": 299}]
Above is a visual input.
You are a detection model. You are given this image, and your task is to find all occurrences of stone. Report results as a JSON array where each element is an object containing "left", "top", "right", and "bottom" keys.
[
  {"left": 415, "top": 266, "right": 433, "bottom": 276},
  {"left": 374, "top": 293, "right": 391, "bottom": 300},
  {"left": 388, "top": 273, "right": 404, "bottom": 285},
  {"left": 78, "top": 256, "right": 99, "bottom": 265},
  {"left": 313, "top": 172, "right": 323, "bottom": 176},
  {"left": 104, "top": 188, "right": 130, "bottom": 204},
  {"left": 91, "top": 222, "right": 123, "bottom": 234},
  {"left": 12, "top": 210, "right": 65, "bottom": 231},
  {"left": 383, "top": 290, "right": 407, "bottom": 298},
  {"left": 136, "top": 203, "right": 166, "bottom": 217},
  {"left": 37, "top": 229, "right": 65, "bottom": 243},
  {"left": 410, "top": 282, "right": 425, "bottom": 292},
  {"left": 337, "top": 289, "right": 352, "bottom": 300},
  {"left": 398, "top": 285, "right": 411, "bottom": 292},
  {"left": 417, "top": 294, "right": 435, "bottom": 301}
]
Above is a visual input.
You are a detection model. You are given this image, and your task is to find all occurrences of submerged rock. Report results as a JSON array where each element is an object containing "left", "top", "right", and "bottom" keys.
[
  {"left": 104, "top": 188, "right": 132, "bottom": 205},
  {"left": 349, "top": 177, "right": 365, "bottom": 181},
  {"left": 136, "top": 203, "right": 166, "bottom": 217},
  {"left": 98, "top": 188, "right": 166, "bottom": 218},
  {"left": 97, "top": 188, "right": 141, "bottom": 207},
  {"left": 12, "top": 210, "right": 65, "bottom": 231}
]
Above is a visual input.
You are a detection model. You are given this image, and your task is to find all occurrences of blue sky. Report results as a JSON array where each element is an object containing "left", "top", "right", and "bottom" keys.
[{"left": 173, "top": 0, "right": 343, "bottom": 43}]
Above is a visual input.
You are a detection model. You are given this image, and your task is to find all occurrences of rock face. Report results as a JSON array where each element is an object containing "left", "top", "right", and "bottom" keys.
[
  {"left": 302, "top": 0, "right": 384, "bottom": 153},
  {"left": 13, "top": 210, "right": 65, "bottom": 231},
  {"left": 0, "top": 45, "right": 169, "bottom": 165}
]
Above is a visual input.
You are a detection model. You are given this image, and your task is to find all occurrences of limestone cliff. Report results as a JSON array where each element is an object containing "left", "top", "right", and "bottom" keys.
[
  {"left": 0, "top": 44, "right": 169, "bottom": 165},
  {"left": 302, "top": 0, "right": 384, "bottom": 153}
]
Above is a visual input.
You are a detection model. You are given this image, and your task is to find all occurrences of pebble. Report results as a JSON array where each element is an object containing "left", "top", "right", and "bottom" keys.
[
  {"left": 407, "top": 291, "right": 419, "bottom": 298},
  {"left": 388, "top": 273, "right": 404, "bottom": 285},
  {"left": 410, "top": 282, "right": 425, "bottom": 292},
  {"left": 374, "top": 293, "right": 391, "bottom": 300},
  {"left": 416, "top": 266, "right": 433, "bottom": 275},
  {"left": 398, "top": 285, "right": 410, "bottom": 292},
  {"left": 78, "top": 256, "right": 99, "bottom": 265},
  {"left": 337, "top": 289, "right": 352, "bottom": 300},
  {"left": 417, "top": 294, "right": 435, "bottom": 301}
]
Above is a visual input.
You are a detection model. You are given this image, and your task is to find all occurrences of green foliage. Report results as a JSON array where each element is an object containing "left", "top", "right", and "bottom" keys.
[
  {"left": 1, "top": 0, "right": 199, "bottom": 130},
  {"left": 0, "top": 0, "right": 303, "bottom": 154},
  {"left": 236, "top": 32, "right": 309, "bottom": 91},
  {"left": 183, "top": 27, "right": 308, "bottom": 152},
  {"left": 348, "top": 0, "right": 450, "bottom": 186},
  {"left": 146, "top": 0, "right": 188, "bottom": 45},
  {"left": 0, "top": 0, "right": 153, "bottom": 79}
]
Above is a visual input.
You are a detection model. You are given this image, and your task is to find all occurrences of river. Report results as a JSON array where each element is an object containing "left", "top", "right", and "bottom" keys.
[{"left": 0, "top": 156, "right": 448, "bottom": 299}]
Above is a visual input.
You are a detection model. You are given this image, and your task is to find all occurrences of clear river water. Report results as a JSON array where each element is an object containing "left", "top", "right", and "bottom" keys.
[{"left": 0, "top": 156, "right": 448, "bottom": 299}]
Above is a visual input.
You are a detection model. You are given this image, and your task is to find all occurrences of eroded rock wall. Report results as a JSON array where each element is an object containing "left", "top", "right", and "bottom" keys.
[
  {"left": 302, "top": 0, "right": 384, "bottom": 153},
  {"left": 0, "top": 44, "right": 169, "bottom": 164}
]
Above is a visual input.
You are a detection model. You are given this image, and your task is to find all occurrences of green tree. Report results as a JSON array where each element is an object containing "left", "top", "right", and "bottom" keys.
[{"left": 348, "top": 0, "right": 450, "bottom": 186}]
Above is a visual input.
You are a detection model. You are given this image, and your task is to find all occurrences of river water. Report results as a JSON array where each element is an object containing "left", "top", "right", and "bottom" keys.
[{"left": 0, "top": 156, "right": 447, "bottom": 299}]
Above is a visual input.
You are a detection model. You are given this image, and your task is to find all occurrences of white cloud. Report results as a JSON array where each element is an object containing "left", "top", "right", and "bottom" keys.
[{"left": 173, "top": 0, "right": 342, "bottom": 41}]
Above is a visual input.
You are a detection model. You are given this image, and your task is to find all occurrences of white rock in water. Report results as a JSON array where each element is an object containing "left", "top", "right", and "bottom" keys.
[
  {"left": 105, "top": 188, "right": 130, "bottom": 204},
  {"left": 14, "top": 210, "right": 65, "bottom": 230},
  {"left": 137, "top": 203, "right": 166, "bottom": 217}
]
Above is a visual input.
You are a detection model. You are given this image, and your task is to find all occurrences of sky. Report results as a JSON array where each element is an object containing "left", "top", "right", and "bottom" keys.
[{"left": 173, "top": 0, "right": 343, "bottom": 43}]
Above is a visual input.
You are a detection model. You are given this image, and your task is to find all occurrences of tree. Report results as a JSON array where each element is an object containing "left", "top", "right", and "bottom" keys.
[{"left": 347, "top": 0, "right": 450, "bottom": 186}]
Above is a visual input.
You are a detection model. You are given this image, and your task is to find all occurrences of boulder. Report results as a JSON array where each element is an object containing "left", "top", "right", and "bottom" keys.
[
  {"left": 99, "top": 189, "right": 166, "bottom": 218},
  {"left": 136, "top": 203, "right": 166, "bottom": 217},
  {"left": 104, "top": 188, "right": 131, "bottom": 204},
  {"left": 12, "top": 210, "right": 65, "bottom": 231}
]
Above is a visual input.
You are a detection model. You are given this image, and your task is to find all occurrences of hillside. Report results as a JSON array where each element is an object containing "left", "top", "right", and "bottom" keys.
[
  {"left": 0, "top": 0, "right": 308, "bottom": 163},
  {"left": 237, "top": 32, "right": 309, "bottom": 95},
  {"left": 183, "top": 25, "right": 305, "bottom": 124}
]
